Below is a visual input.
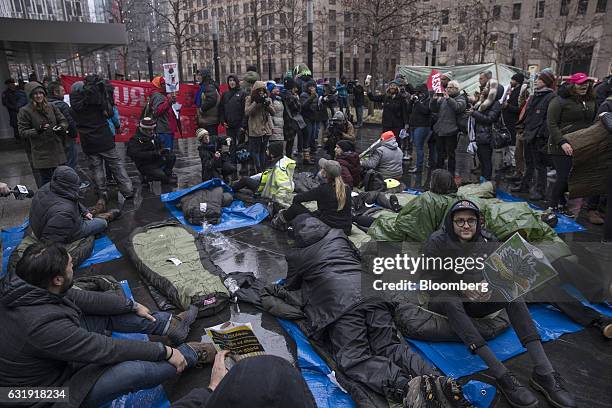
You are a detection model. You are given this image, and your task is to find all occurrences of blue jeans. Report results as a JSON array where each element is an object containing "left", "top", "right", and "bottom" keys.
[
  {"left": 80, "top": 312, "right": 198, "bottom": 408},
  {"left": 355, "top": 105, "right": 364, "bottom": 126},
  {"left": 65, "top": 139, "right": 78, "bottom": 170},
  {"left": 249, "top": 135, "right": 269, "bottom": 172},
  {"left": 305, "top": 121, "right": 319, "bottom": 153},
  {"left": 411, "top": 127, "right": 430, "bottom": 170},
  {"left": 158, "top": 132, "right": 174, "bottom": 151},
  {"left": 72, "top": 218, "right": 108, "bottom": 241}
]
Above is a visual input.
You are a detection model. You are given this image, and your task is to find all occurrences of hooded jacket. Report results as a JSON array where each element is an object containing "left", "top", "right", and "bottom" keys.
[
  {"left": 361, "top": 137, "right": 403, "bottom": 179},
  {"left": 284, "top": 215, "right": 362, "bottom": 338},
  {"left": 48, "top": 96, "right": 77, "bottom": 140},
  {"left": 197, "top": 77, "right": 220, "bottom": 127},
  {"left": 17, "top": 82, "right": 68, "bottom": 168},
  {"left": 126, "top": 129, "right": 165, "bottom": 171},
  {"left": 367, "top": 88, "right": 406, "bottom": 129},
  {"left": 0, "top": 272, "right": 166, "bottom": 408},
  {"left": 29, "top": 166, "right": 88, "bottom": 244},
  {"left": 336, "top": 151, "right": 361, "bottom": 187},
  {"left": 407, "top": 88, "right": 431, "bottom": 128},
  {"left": 149, "top": 88, "right": 179, "bottom": 134},
  {"left": 269, "top": 94, "right": 285, "bottom": 141},
  {"left": 547, "top": 84, "right": 597, "bottom": 155},
  {"left": 299, "top": 81, "right": 320, "bottom": 122},
  {"left": 472, "top": 100, "right": 502, "bottom": 145},
  {"left": 422, "top": 200, "right": 497, "bottom": 291},
  {"left": 521, "top": 88, "right": 556, "bottom": 142},
  {"left": 245, "top": 81, "right": 274, "bottom": 137},
  {"left": 218, "top": 75, "right": 245, "bottom": 129},
  {"left": 241, "top": 70, "right": 260, "bottom": 95},
  {"left": 430, "top": 93, "right": 467, "bottom": 137},
  {"left": 69, "top": 81, "right": 115, "bottom": 154}
]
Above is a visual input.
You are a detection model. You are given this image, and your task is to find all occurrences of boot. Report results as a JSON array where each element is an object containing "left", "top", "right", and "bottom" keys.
[
  {"left": 587, "top": 210, "right": 605, "bottom": 225},
  {"left": 90, "top": 197, "right": 107, "bottom": 216},
  {"left": 496, "top": 371, "right": 538, "bottom": 408},
  {"left": 592, "top": 317, "right": 612, "bottom": 339},
  {"left": 435, "top": 376, "right": 474, "bottom": 407},
  {"left": 96, "top": 208, "right": 121, "bottom": 222},
  {"left": 186, "top": 342, "right": 217, "bottom": 365},
  {"left": 166, "top": 305, "right": 199, "bottom": 346},
  {"left": 162, "top": 174, "right": 178, "bottom": 185},
  {"left": 530, "top": 371, "right": 577, "bottom": 408},
  {"left": 270, "top": 209, "right": 288, "bottom": 231},
  {"left": 389, "top": 195, "right": 402, "bottom": 213}
]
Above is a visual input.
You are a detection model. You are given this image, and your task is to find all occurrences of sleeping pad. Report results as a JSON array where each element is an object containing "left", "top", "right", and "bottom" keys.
[
  {"left": 127, "top": 220, "right": 229, "bottom": 316},
  {"left": 176, "top": 186, "right": 234, "bottom": 225}
]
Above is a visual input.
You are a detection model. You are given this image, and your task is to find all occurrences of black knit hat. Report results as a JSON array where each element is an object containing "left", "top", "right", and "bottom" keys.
[
  {"left": 336, "top": 140, "right": 354, "bottom": 152},
  {"left": 267, "top": 141, "right": 284, "bottom": 158},
  {"left": 284, "top": 77, "right": 296, "bottom": 90},
  {"left": 511, "top": 73, "right": 525, "bottom": 84},
  {"left": 247, "top": 65, "right": 257, "bottom": 73}
]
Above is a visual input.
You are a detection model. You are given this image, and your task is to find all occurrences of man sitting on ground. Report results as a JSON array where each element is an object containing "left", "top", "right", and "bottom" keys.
[
  {"left": 360, "top": 130, "right": 403, "bottom": 180},
  {"left": 0, "top": 242, "right": 215, "bottom": 408},
  {"left": 196, "top": 127, "right": 236, "bottom": 183},
  {"left": 127, "top": 117, "right": 177, "bottom": 185},
  {"left": 29, "top": 166, "right": 120, "bottom": 244}
]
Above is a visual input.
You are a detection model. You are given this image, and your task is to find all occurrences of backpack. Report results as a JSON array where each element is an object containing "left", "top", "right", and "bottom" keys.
[{"left": 362, "top": 169, "right": 386, "bottom": 192}]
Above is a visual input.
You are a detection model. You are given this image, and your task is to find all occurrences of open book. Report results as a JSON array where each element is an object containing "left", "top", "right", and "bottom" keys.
[
  {"left": 205, "top": 321, "right": 266, "bottom": 361},
  {"left": 483, "top": 232, "right": 558, "bottom": 301}
]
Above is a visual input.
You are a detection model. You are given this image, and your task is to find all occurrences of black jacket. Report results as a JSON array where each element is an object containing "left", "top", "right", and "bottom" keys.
[
  {"left": 292, "top": 182, "right": 352, "bottom": 234},
  {"left": 407, "top": 96, "right": 431, "bottom": 128},
  {"left": 368, "top": 92, "right": 406, "bottom": 129},
  {"left": 126, "top": 129, "right": 165, "bottom": 170},
  {"left": 595, "top": 75, "right": 612, "bottom": 107},
  {"left": 282, "top": 91, "right": 302, "bottom": 133},
  {"left": 198, "top": 135, "right": 229, "bottom": 181},
  {"left": 353, "top": 85, "right": 365, "bottom": 107},
  {"left": 502, "top": 85, "right": 522, "bottom": 129},
  {"left": 522, "top": 88, "right": 556, "bottom": 142},
  {"left": 299, "top": 91, "right": 319, "bottom": 122},
  {"left": 218, "top": 76, "right": 246, "bottom": 129},
  {"left": 70, "top": 86, "right": 114, "bottom": 154},
  {"left": 472, "top": 101, "right": 502, "bottom": 145},
  {"left": 0, "top": 273, "right": 166, "bottom": 407},
  {"left": 29, "top": 166, "right": 87, "bottom": 244},
  {"left": 284, "top": 216, "right": 362, "bottom": 338},
  {"left": 48, "top": 96, "right": 78, "bottom": 139}
]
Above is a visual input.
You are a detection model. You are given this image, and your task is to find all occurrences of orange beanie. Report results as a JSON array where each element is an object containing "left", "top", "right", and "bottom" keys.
[{"left": 380, "top": 131, "right": 395, "bottom": 142}]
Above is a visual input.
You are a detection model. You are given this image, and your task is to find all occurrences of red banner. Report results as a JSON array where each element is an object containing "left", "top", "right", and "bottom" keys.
[
  {"left": 426, "top": 69, "right": 445, "bottom": 94},
  {"left": 60, "top": 76, "right": 227, "bottom": 143}
]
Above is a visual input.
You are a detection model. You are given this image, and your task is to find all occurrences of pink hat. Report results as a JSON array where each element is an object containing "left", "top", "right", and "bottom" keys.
[{"left": 567, "top": 72, "right": 590, "bottom": 84}]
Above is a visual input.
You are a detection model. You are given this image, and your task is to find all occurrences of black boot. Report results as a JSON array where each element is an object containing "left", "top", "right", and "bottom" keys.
[
  {"left": 389, "top": 194, "right": 402, "bottom": 213},
  {"left": 593, "top": 317, "right": 612, "bottom": 339},
  {"left": 530, "top": 371, "right": 576, "bottom": 408},
  {"left": 166, "top": 305, "right": 199, "bottom": 346},
  {"left": 496, "top": 371, "right": 538, "bottom": 408}
]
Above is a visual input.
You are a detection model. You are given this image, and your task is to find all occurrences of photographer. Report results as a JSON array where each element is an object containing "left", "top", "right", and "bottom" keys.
[
  {"left": 322, "top": 111, "right": 355, "bottom": 157},
  {"left": 17, "top": 81, "right": 68, "bottom": 187},
  {"left": 406, "top": 84, "right": 432, "bottom": 174},
  {"left": 245, "top": 81, "right": 275, "bottom": 173},
  {"left": 70, "top": 76, "right": 133, "bottom": 214},
  {"left": 127, "top": 117, "right": 177, "bottom": 185}
]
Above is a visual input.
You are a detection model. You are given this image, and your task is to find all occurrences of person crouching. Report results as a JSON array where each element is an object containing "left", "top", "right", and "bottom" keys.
[
  {"left": 127, "top": 117, "right": 177, "bottom": 185},
  {"left": 197, "top": 128, "right": 236, "bottom": 183}
]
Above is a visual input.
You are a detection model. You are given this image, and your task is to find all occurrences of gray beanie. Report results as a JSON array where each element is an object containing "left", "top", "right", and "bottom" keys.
[{"left": 318, "top": 158, "right": 342, "bottom": 178}]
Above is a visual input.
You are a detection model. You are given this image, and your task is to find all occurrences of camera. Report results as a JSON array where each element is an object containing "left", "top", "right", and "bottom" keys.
[
  {"left": 263, "top": 97, "right": 272, "bottom": 107},
  {"left": 0, "top": 185, "right": 34, "bottom": 200},
  {"left": 411, "top": 95, "right": 419, "bottom": 102}
]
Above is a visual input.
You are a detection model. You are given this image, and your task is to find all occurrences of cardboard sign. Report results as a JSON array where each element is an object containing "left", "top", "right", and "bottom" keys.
[
  {"left": 426, "top": 69, "right": 445, "bottom": 94},
  {"left": 163, "top": 63, "right": 180, "bottom": 93}
]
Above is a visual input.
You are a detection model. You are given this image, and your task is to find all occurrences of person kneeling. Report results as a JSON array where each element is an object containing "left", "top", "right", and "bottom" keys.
[
  {"left": 127, "top": 117, "right": 177, "bottom": 185},
  {"left": 29, "top": 166, "right": 120, "bottom": 244},
  {"left": 0, "top": 243, "right": 215, "bottom": 408},
  {"left": 197, "top": 128, "right": 236, "bottom": 183},
  {"left": 361, "top": 130, "right": 403, "bottom": 180},
  {"left": 423, "top": 200, "right": 576, "bottom": 408}
]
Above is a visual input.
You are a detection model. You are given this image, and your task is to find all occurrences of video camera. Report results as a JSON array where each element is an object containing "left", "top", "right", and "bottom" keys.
[
  {"left": 0, "top": 185, "right": 34, "bottom": 200},
  {"left": 83, "top": 74, "right": 114, "bottom": 118}
]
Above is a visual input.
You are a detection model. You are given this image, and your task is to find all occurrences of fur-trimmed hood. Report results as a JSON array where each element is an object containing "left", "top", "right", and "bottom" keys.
[{"left": 475, "top": 78, "right": 499, "bottom": 112}]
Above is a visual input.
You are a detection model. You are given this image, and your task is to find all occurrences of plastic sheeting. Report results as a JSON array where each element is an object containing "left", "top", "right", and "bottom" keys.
[
  {"left": 1, "top": 220, "right": 122, "bottom": 276},
  {"left": 161, "top": 179, "right": 269, "bottom": 233},
  {"left": 406, "top": 304, "right": 584, "bottom": 378},
  {"left": 462, "top": 381, "right": 497, "bottom": 408},
  {"left": 101, "top": 281, "right": 170, "bottom": 408}
]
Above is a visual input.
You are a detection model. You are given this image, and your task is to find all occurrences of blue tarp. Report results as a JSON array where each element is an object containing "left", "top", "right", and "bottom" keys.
[
  {"left": 161, "top": 178, "right": 269, "bottom": 233},
  {"left": 101, "top": 281, "right": 170, "bottom": 408},
  {"left": 1, "top": 220, "right": 122, "bottom": 277}
]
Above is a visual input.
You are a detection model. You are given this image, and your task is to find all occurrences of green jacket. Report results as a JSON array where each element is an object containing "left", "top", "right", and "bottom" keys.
[{"left": 546, "top": 94, "right": 596, "bottom": 155}]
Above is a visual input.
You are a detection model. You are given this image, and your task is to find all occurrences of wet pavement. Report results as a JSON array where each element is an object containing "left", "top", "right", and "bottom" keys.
[{"left": 1, "top": 127, "right": 610, "bottom": 407}]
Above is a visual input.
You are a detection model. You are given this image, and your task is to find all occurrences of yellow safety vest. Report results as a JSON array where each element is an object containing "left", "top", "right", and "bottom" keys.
[{"left": 257, "top": 156, "right": 296, "bottom": 206}]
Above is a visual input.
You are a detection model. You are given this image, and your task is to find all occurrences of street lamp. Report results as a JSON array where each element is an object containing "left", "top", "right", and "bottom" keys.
[
  {"left": 339, "top": 31, "right": 344, "bottom": 80},
  {"left": 212, "top": 16, "right": 220, "bottom": 85},
  {"left": 146, "top": 45, "right": 154, "bottom": 81},
  {"left": 307, "top": 0, "right": 314, "bottom": 72},
  {"left": 430, "top": 26, "right": 440, "bottom": 66},
  {"left": 352, "top": 44, "right": 358, "bottom": 81}
]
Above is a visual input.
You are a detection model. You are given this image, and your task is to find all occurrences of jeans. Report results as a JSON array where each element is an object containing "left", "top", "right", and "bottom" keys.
[
  {"left": 38, "top": 168, "right": 57, "bottom": 187},
  {"left": 80, "top": 312, "right": 198, "bottom": 408},
  {"left": 232, "top": 176, "right": 261, "bottom": 193},
  {"left": 157, "top": 132, "right": 174, "bottom": 151},
  {"left": 411, "top": 127, "right": 430, "bottom": 170},
  {"left": 476, "top": 143, "right": 493, "bottom": 180},
  {"left": 427, "top": 132, "right": 438, "bottom": 167},
  {"left": 550, "top": 155, "right": 572, "bottom": 207},
  {"left": 436, "top": 134, "right": 459, "bottom": 175},
  {"left": 355, "top": 105, "right": 364, "bottom": 126},
  {"left": 521, "top": 139, "right": 547, "bottom": 194},
  {"left": 87, "top": 147, "right": 133, "bottom": 198},
  {"left": 71, "top": 218, "right": 108, "bottom": 241},
  {"left": 248, "top": 136, "right": 269, "bottom": 173},
  {"left": 65, "top": 139, "right": 78, "bottom": 170},
  {"left": 225, "top": 127, "right": 241, "bottom": 163}
]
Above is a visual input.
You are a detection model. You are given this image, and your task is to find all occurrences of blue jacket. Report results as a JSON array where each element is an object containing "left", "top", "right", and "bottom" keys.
[{"left": 107, "top": 106, "right": 120, "bottom": 136}]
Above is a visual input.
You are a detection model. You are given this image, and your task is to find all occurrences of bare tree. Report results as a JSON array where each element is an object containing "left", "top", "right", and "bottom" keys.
[
  {"left": 105, "top": 0, "right": 140, "bottom": 78},
  {"left": 148, "top": 0, "right": 207, "bottom": 82},
  {"left": 217, "top": 7, "right": 242, "bottom": 75},
  {"left": 242, "top": 0, "right": 283, "bottom": 74},
  {"left": 314, "top": 4, "right": 329, "bottom": 78},
  {"left": 278, "top": 0, "right": 305, "bottom": 68}
]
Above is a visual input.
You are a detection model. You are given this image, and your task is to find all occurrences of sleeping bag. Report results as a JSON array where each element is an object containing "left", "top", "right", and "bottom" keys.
[
  {"left": 176, "top": 186, "right": 233, "bottom": 225},
  {"left": 127, "top": 220, "right": 229, "bottom": 316}
]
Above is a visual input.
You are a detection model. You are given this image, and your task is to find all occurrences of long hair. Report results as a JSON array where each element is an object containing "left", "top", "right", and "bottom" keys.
[{"left": 328, "top": 173, "right": 346, "bottom": 211}]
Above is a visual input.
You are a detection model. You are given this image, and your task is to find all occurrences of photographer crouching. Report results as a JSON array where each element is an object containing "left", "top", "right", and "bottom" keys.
[
  {"left": 322, "top": 111, "right": 355, "bottom": 158},
  {"left": 127, "top": 117, "right": 177, "bottom": 185}
]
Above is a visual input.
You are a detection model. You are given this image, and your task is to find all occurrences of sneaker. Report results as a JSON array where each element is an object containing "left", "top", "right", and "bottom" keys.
[
  {"left": 496, "top": 371, "right": 538, "bottom": 408},
  {"left": 186, "top": 342, "right": 217, "bottom": 366},
  {"left": 79, "top": 181, "right": 90, "bottom": 190},
  {"left": 389, "top": 195, "right": 402, "bottom": 213},
  {"left": 593, "top": 317, "right": 612, "bottom": 339},
  {"left": 530, "top": 371, "right": 577, "bottom": 408},
  {"left": 166, "top": 305, "right": 199, "bottom": 346},
  {"left": 96, "top": 208, "right": 121, "bottom": 222},
  {"left": 403, "top": 153, "right": 412, "bottom": 161},
  {"left": 408, "top": 166, "right": 421, "bottom": 174},
  {"left": 435, "top": 376, "right": 474, "bottom": 407},
  {"left": 403, "top": 375, "right": 439, "bottom": 407},
  {"left": 587, "top": 210, "right": 605, "bottom": 225},
  {"left": 547, "top": 169, "right": 557, "bottom": 177}
]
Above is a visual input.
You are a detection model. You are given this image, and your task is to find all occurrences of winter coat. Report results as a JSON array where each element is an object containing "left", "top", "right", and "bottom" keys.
[
  {"left": 245, "top": 81, "right": 274, "bottom": 137},
  {"left": 218, "top": 77, "right": 245, "bottom": 129},
  {"left": 299, "top": 90, "right": 319, "bottom": 122},
  {"left": 107, "top": 105, "right": 120, "bottom": 136},
  {"left": 430, "top": 94, "right": 467, "bottom": 137},
  {"left": 353, "top": 85, "right": 365, "bottom": 107},
  {"left": 270, "top": 96, "right": 284, "bottom": 141},
  {"left": 241, "top": 71, "right": 260, "bottom": 95},
  {"left": 17, "top": 82, "right": 68, "bottom": 168},
  {"left": 48, "top": 96, "right": 78, "bottom": 139},
  {"left": 149, "top": 90, "right": 176, "bottom": 134},
  {"left": 284, "top": 216, "right": 362, "bottom": 338},
  {"left": 336, "top": 151, "right": 361, "bottom": 187},
  {"left": 547, "top": 86, "right": 597, "bottom": 155},
  {"left": 198, "top": 135, "right": 230, "bottom": 181},
  {"left": 598, "top": 96, "right": 612, "bottom": 115},
  {"left": 472, "top": 100, "right": 502, "bottom": 145},
  {"left": 407, "top": 96, "right": 431, "bottom": 128},
  {"left": 197, "top": 80, "right": 220, "bottom": 127},
  {"left": 367, "top": 91, "right": 406, "bottom": 129},
  {"left": 595, "top": 75, "right": 612, "bottom": 107},
  {"left": 521, "top": 88, "right": 556, "bottom": 144},
  {"left": 126, "top": 129, "right": 165, "bottom": 172},
  {"left": 292, "top": 182, "right": 352, "bottom": 234},
  {"left": 70, "top": 83, "right": 115, "bottom": 154},
  {"left": 257, "top": 156, "right": 297, "bottom": 207},
  {"left": 361, "top": 137, "right": 403, "bottom": 179},
  {"left": 0, "top": 273, "right": 166, "bottom": 408},
  {"left": 29, "top": 166, "right": 87, "bottom": 244},
  {"left": 282, "top": 91, "right": 306, "bottom": 134},
  {"left": 502, "top": 84, "right": 522, "bottom": 129}
]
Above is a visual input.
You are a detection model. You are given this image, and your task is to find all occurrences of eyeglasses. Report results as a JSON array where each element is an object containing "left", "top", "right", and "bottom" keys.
[{"left": 453, "top": 218, "right": 478, "bottom": 227}]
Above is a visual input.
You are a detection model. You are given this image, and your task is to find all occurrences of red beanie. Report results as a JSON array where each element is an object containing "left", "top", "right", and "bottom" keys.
[{"left": 380, "top": 131, "right": 395, "bottom": 142}]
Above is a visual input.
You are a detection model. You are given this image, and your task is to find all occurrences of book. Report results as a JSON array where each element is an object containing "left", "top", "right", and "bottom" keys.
[
  {"left": 205, "top": 321, "right": 266, "bottom": 361},
  {"left": 483, "top": 232, "right": 558, "bottom": 301}
]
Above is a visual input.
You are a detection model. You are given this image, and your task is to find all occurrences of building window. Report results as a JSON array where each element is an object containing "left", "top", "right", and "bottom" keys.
[
  {"left": 329, "top": 0, "right": 336, "bottom": 4},
  {"left": 458, "top": 35, "right": 466, "bottom": 51},
  {"left": 512, "top": 3, "right": 522, "bottom": 19},
  {"left": 440, "top": 37, "right": 447, "bottom": 52},
  {"left": 577, "top": 0, "right": 589, "bottom": 14},
  {"left": 421, "top": 40, "right": 426, "bottom": 52},
  {"left": 345, "top": 57, "right": 351, "bottom": 71},
  {"left": 560, "top": 0, "right": 570, "bottom": 15},
  {"left": 531, "top": 31, "right": 541, "bottom": 49},
  {"left": 596, "top": 0, "right": 608, "bottom": 12},
  {"left": 509, "top": 33, "right": 516, "bottom": 49},
  {"left": 459, "top": 9, "right": 467, "bottom": 23},
  {"left": 329, "top": 57, "right": 337, "bottom": 72},
  {"left": 490, "top": 33, "right": 498, "bottom": 48},
  {"left": 493, "top": 5, "right": 501, "bottom": 18},
  {"left": 329, "top": 25, "right": 336, "bottom": 36},
  {"left": 536, "top": 1, "right": 545, "bottom": 17},
  {"left": 409, "top": 37, "right": 416, "bottom": 52},
  {"left": 441, "top": 9, "right": 449, "bottom": 24},
  {"left": 364, "top": 58, "right": 370, "bottom": 72},
  {"left": 329, "top": 10, "right": 336, "bottom": 21},
  {"left": 329, "top": 41, "right": 336, "bottom": 50}
]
